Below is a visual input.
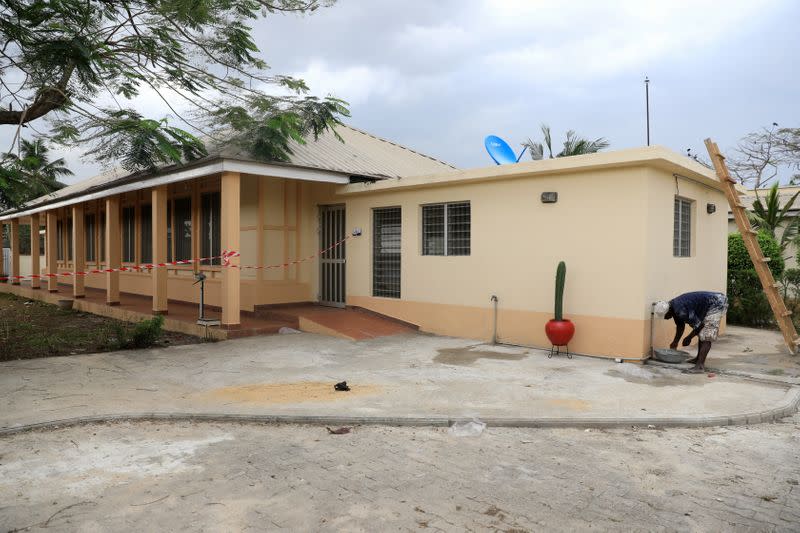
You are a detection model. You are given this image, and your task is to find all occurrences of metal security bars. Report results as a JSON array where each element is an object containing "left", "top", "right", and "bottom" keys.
[
  {"left": 673, "top": 197, "right": 691, "bottom": 257},
  {"left": 320, "top": 204, "right": 346, "bottom": 307},
  {"left": 139, "top": 205, "right": 152, "bottom": 264},
  {"left": 201, "top": 192, "right": 221, "bottom": 266},
  {"left": 85, "top": 213, "right": 96, "bottom": 262},
  {"left": 422, "top": 202, "right": 470, "bottom": 256},
  {"left": 373, "top": 207, "right": 401, "bottom": 298},
  {"left": 122, "top": 207, "right": 135, "bottom": 262}
]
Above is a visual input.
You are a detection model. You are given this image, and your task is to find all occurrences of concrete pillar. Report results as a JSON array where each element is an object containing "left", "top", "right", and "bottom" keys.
[
  {"left": 152, "top": 186, "right": 168, "bottom": 314},
  {"left": 105, "top": 196, "right": 120, "bottom": 305},
  {"left": 10, "top": 218, "right": 20, "bottom": 285},
  {"left": 46, "top": 211, "right": 58, "bottom": 292},
  {"left": 72, "top": 204, "right": 85, "bottom": 298},
  {"left": 30, "top": 215, "right": 40, "bottom": 289},
  {"left": 221, "top": 171, "right": 241, "bottom": 327}
]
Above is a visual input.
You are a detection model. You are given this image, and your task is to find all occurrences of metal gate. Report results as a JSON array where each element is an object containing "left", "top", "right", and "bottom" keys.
[{"left": 319, "top": 204, "right": 346, "bottom": 307}]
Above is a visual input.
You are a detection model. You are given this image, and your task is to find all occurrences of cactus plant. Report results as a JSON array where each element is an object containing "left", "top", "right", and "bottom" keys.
[
  {"left": 545, "top": 260, "right": 575, "bottom": 348},
  {"left": 554, "top": 261, "right": 566, "bottom": 321}
]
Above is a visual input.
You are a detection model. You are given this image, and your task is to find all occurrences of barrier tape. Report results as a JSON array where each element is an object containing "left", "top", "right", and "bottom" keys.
[{"left": 0, "top": 236, "right": 349, "bottom": 282}]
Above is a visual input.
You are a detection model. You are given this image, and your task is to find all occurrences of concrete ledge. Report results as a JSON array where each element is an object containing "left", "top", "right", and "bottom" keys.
[
  {"left": 2, "top": 387, "right": 797, "bottom": 437},
  {"left": 0, "top": 282, "right": 227, "bottom": 340}
]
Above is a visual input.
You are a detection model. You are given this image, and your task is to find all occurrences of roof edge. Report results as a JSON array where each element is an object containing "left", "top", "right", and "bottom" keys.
[
  {"left": 335, "top": 145, "right": 723, "bottom": 196},
  {"left": 0, "top": 158, "right": 351, "bottom": 221}
]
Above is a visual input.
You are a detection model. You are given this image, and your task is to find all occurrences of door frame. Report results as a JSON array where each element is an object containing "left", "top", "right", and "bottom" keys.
[{"left": 318, "top": 204, "right": 346, "bottom": 307}]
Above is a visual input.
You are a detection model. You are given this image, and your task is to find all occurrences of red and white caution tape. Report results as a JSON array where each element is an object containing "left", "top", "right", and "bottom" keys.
[
  {"left": 0, "top": 236, "right": 350, "bottom": 282},
  {"left": 233, "top": 235, "right": 350, "bottom": 271}
]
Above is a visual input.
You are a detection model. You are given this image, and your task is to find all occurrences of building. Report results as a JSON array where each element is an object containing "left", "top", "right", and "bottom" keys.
[
  {"left": 0, "top": 127, "right": 728, "bottom": 360},
  {"left": 728, "top": 186, "right": 800, "bottom": 268}
]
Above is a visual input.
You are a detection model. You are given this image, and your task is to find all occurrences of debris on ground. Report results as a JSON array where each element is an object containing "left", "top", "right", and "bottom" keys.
[
  {"left": 278, "top": 327, "right": 301, "bottom": 334},
  {"left": 326, "top": 426, "right": 352, "bottom": 435},
  {"left": 334, "top": 381, "right": 350, "bottom": 392},
  {"left": 449, "top": 418, "right": 486, "bottom": 437}
]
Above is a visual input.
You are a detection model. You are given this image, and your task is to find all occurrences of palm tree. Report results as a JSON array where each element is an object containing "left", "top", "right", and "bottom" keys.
[
  {"left": 749, "top": 182, "right": 800, "bottom": 258},
  {"left": 522, "top": 124, "right": 609, "bottom": 160},
  {"left": 1, "top": 139, "right": 70, "bottom": 209}
]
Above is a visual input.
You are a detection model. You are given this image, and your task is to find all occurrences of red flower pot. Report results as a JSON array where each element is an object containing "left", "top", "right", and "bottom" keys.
[{"left": 545, "top": 319, "right": 575, "bottom": 346}]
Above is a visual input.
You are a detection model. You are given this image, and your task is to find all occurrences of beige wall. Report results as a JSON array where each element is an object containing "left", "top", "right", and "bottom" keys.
[
  {"left": 45, "top": 174, "right": 339, "bottom": 311},
  {"left": 645, "top": 169, "right": 729, "bottom": 349},
  {"left": 336, "top": 165, "right": 727, "bottom": 359}
]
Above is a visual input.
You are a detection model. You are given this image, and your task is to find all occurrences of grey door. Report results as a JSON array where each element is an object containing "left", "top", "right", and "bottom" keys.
[{"left": 319, "top": 204, "right": 346, "bottom": 307}]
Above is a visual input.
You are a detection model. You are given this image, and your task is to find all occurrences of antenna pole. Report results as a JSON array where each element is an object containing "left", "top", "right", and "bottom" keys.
[{"left": 645, "top": 76, "right": 650, "bottom": 146}]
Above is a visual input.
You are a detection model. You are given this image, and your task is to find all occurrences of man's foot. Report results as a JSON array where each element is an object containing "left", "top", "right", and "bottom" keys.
[{"left": 686, "top": 366, "right": 705, "bottom": 374}]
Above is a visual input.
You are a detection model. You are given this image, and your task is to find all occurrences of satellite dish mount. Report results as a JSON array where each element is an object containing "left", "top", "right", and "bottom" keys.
[{"left": 484, "top": 135, "right": 528, "bottom": 165}]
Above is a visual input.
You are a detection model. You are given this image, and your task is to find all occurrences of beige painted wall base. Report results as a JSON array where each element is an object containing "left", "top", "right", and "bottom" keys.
[{"left": 347, "top": 295, "right": 710, "bottom": 360}]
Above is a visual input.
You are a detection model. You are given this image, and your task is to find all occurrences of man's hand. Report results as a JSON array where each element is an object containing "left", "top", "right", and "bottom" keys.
[{"left": 682, "top": 336, "right": 693, "bottom": 347}]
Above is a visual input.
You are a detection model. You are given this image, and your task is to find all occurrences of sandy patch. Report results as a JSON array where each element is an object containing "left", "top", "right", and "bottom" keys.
[
  {"left": 546, "top": 398, "right": 591, "bottom": 411},
  {"left": 204, "top": 381, "right": 382, "bottom": 404}
]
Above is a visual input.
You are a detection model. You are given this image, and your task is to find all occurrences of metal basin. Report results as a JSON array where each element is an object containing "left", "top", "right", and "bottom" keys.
[{"left": 653, "top": 348, "right": 690, "bottom": 364}]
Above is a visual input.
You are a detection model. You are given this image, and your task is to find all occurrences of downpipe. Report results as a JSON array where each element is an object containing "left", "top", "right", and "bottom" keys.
[
  {"left": 491, "top": 295, "right": 498, "bottom": 345},
  {"left": 649, "top": 301, "right": 656, "bottom": 360}
]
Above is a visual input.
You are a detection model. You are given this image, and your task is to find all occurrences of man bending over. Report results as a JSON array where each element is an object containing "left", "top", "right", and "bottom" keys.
[{"left": 654, "top": 291, "right": 728, "bottom": 373}]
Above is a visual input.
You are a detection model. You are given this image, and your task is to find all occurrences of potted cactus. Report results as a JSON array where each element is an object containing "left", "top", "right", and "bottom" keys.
[{"left": 545, "top": 261, "right": 575, "bottom": 346}]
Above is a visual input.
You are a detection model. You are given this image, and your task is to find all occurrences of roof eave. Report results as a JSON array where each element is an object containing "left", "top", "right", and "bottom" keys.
[{"left": 0, "top": 157, "right": 356, "bottom": 222}]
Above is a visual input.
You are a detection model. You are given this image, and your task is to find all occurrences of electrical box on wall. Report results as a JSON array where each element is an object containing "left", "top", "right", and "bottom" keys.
[{"left": 541, "top": 192, "right": 558, "bottom": 203}]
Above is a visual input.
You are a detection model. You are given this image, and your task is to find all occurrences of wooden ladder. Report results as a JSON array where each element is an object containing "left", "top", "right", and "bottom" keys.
[{"left": 705, "top": 138, "right": 799, "bottom": 354}]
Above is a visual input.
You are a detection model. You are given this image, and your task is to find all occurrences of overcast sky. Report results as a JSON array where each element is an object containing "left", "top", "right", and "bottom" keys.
[{"left": 8, "top": 0, "right": 800, "bottom": 184}]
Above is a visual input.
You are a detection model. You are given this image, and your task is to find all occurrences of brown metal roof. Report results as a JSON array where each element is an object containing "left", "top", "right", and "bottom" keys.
[{"left": 7, "top": 124, "right": 457, "bottom": 214}]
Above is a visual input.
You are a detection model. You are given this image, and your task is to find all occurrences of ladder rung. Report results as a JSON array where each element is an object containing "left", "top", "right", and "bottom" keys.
[
  {"left": 793, "top": 337, "right": 800, "bottom": 345},
  {"left": 782, "top": 310, "right": 793, "bottom": 317},
  {"left": 745, "top": 229, "right": 758, "bottom": 235},
  {"left": 734, "top": 203, "right": 745, "bottom": 208},
  {"left": 761, "top": 257, "right": 771, "bottom": 262},
  {"left": 773, "top": 283, "right": 782, "bottom": 288}
]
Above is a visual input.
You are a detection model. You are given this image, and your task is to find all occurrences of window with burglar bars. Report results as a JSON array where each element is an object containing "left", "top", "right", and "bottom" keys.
[
  {"left": 373, "top": 207, "right": 401, "bottom": 298},
  {"left": 122, "top": 207, "right": 135, "bottom": 263},
  {"left": 201, "top": 192, "right": 221, "bottom": 266},
  {"left": 422, "top": 202, "right": 471, "bottom": 256},
  {"left": 140, "top": 204, "right": 152, "bottom": 264},
  {"left": 85, "top": 213, "right": 96, "bottom": 262},
  {"left": 673, "top": 197, "right": 691, "bottom": 257}
]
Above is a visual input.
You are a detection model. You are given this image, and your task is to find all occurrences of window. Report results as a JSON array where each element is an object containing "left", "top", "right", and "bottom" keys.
[
  {"left": 122, "top": 206, "right": 135, "bottom": 262},
  {"left": 422, "top": 202, "right": 471, "bottom": 256},
  {"left": 56, "top": 220, "right": 64, "bottom": 261},
  {"left": 140, "top": 204, "right": 152, "bottom": 264},
  {"left": 98, "top": 212, "right": 105, "bottom": 262},
  {"left": 201, "top": 192, "right": 221, "bottom": 265},
  {"left": 85, "top": 213, "right": 96, "bottom": 262},
  {"left": 172, "top": 197, "right": 192, "bottom": 262},
  {"left": 19, "top": 225, "right": 31, "bottom": 255},
  {"left": 38, "top": 228, "right": 45, "bottom": 256},
  {"left": 66, "top": 218, "right": 73, "bottom": 261},
  {"left": 673, "top": 197, "right": 691, "bottom": 257},
  {"left": 373, "top": 207, "right": 401, "bottom": 298}
]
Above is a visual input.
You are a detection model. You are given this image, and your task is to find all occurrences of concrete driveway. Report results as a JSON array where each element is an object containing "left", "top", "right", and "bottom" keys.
[{"left": 1, "top": 327, "right": 797, "bottom": 432}]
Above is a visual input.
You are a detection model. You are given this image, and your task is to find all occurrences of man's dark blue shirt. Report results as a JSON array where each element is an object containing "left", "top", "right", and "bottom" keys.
[{"left": 669, "top": 291, "right": 727, "bottom": 328}]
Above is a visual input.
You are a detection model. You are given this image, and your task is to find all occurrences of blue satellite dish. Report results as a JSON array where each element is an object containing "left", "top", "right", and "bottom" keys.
[{"left": 484, "top": 135, "right": 527, "bottom": 165}]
